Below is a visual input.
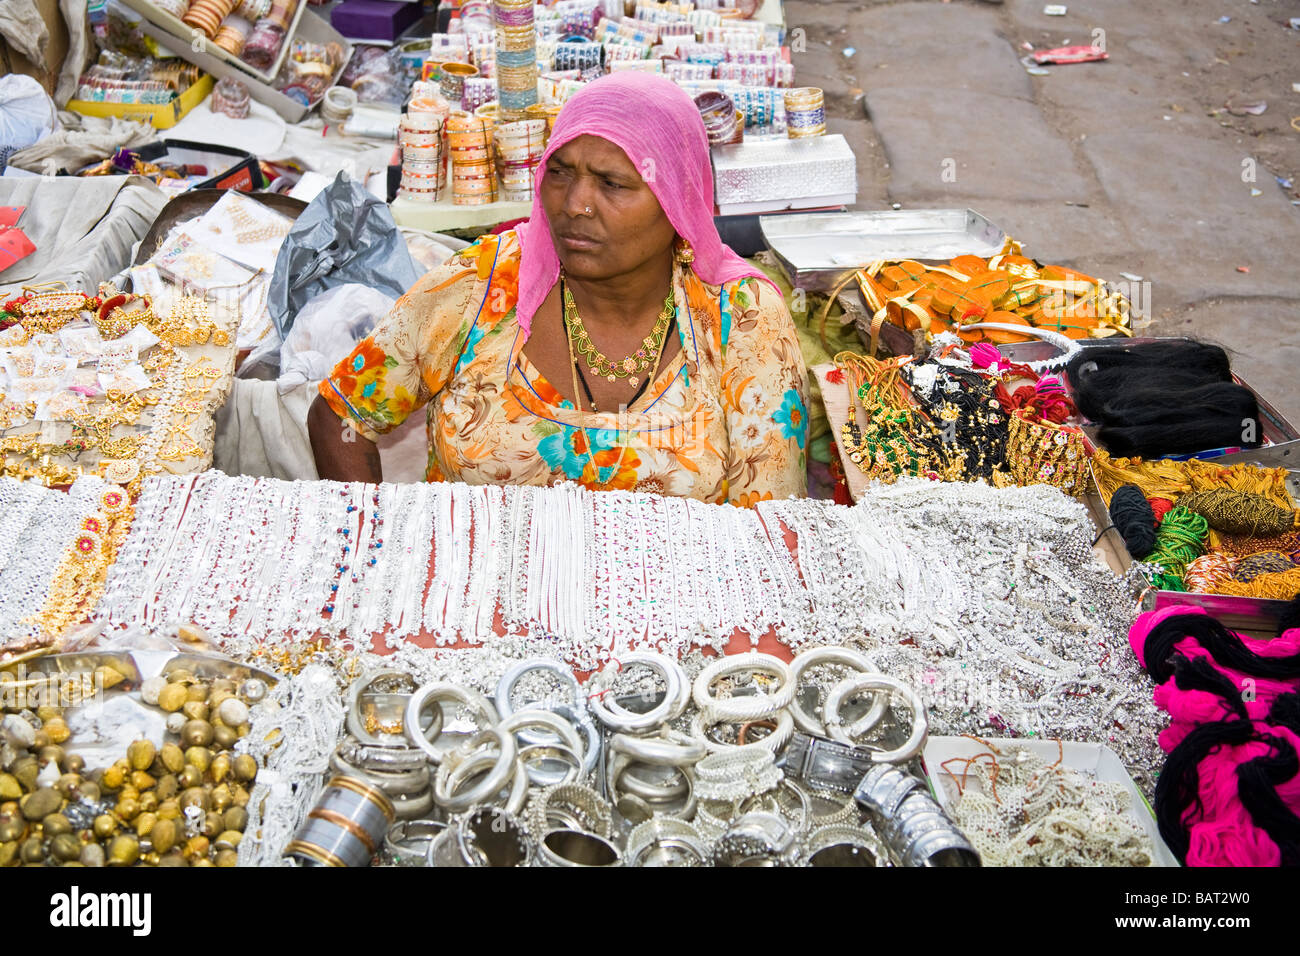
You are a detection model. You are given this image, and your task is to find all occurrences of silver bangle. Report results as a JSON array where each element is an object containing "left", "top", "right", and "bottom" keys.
[
  {"left": 611, "top": 756, "right": 691, "bottom": 802},
  {"left": 499, "top": 708, "right": 584, "bottom": 781},
  {"left": 691, "top": 707, "right": 793, "bottom": 755},
  {"left": 824, "top": 675, "right": 928, "bottom": 763},
  {"left": 536, "top": 828, "right": 622, "bottom": 867},
  {"left": 390, "top": 788, "right": 436, "bottom": 821},
  {"left": 346, "top": 670, "right": 421, "bottom": 747},
  {"left": 404, "top": 682, "right": 499, "bottom": 766},
  {"left": 382, "top": 819, "right": 446, "bottom": 866},
  {"left": 712, "top": 811, "right": 797, "bottom": 867},
  {"left": 430, "top": 807, "right": 532, "bottom": 867},
  {"left": 518, "top": 742, "right": 582, "bottom": 788},
  {"left": 610, "top": 728, "right": 705, "bottom": 767},
  {"left": 626, "top": 817, "right": 709, "bottom": 867},
  {"left": 692, "top": 652, "right": 795, "bottom": 723},
  {"left": 586, "top": 652, "right": 684, "bottom": 733},
  {"left": 329, "top": 750, "right": 430, "bottom": 798},
  {"left": 854, "top": 764, "right": 925, "bottom": 820},
  {"left": 903, "top": 826, "right": 981, "bottom": 868},
  {"left": 789, "top": 646, "right": 879, "bottom": 736},
  {"left": 335, "top": 736, "right": 429, "bottom": 773},
  {"left": 434, "top": 728, "right": 517, "bottom": 813},
  {"left": 495, "top": 659, "right": 583, "bottom": 744},
  {"left": 801, "top": 823, "right": 888, "bottom": 867},
  {"left": 525, "top": 782, "right": 614, "bottom": 838}
]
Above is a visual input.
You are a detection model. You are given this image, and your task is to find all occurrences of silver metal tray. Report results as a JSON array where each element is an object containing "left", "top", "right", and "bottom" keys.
[
  {"left": 7, "top": 650, "right": 277, "bottom": 768},
  {"left": 760, "top": 208, "right": 1007, "bottom": 293}
]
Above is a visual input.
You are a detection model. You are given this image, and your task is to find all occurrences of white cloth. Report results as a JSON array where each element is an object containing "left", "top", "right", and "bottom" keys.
[
  {"left": 0, "top": 173, "right": 166, "bottom": 294},
  {"left": 212, "top": 377, "right": 428, "bottom": 484}
]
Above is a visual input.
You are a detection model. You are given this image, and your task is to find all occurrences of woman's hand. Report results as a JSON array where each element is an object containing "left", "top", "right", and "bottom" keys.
[{"left": 308, "top": 393, "right": 383, "bottom": 483}]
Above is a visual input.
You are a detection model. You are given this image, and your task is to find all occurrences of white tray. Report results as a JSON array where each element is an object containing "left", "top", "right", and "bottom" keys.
[{"left": 923, "top": 736, "right": 1179, "bottom": 867}]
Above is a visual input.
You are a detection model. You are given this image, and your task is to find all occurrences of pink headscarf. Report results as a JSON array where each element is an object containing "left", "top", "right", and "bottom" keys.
[{"left": 513, "top": 72, "right": 770, "bottom": 339}]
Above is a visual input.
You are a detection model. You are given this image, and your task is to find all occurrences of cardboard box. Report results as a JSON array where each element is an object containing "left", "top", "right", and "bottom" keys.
[
  {"left": 331, "top": 0, "right": 424, "bottom": 42},
  {"left": 67, "top": 73, "right": 215, "bottom": 130},
  {"left": 0, "top": 0, "right": 70, "bottom": 96},
  {"left": 125, "top": 3, "right": 351, "bottom": 122}
]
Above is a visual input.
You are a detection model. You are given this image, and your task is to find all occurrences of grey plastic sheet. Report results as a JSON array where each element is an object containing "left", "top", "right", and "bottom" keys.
[{"left": 267, "top": 171, "right": 420, "bottom": 338}]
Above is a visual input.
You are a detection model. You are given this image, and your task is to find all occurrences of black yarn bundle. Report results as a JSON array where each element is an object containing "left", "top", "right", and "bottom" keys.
[
  {"left": 1143, "top": 610, "right": 1300, "bottom": 866},
  {"left": 1066, "top": 341, "right": 1260, "bottom": 458},
  {"left": 1142, "top": 612, "right": 1300, "bottom": 685},
  {"left": 1108, "top": 484, "right": 1157, "bottom": 558}
]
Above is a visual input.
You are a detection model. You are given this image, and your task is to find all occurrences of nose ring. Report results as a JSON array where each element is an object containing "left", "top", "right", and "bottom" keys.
[{"left": 584, "top": 206, "right": 592, "bottom": 215}]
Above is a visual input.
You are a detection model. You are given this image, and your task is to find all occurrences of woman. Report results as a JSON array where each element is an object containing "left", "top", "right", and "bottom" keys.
[{"left": 309, "top": 72, "right": 808, "bottom": 506}]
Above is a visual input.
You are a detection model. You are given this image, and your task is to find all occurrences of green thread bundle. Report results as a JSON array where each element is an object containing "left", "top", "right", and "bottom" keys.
[
  {"left": 1176, "top": 488, "right": 1297, "bottom": 537},
  {"left": 1148, "top": 506, "right": 1210, "bottom": 591}
]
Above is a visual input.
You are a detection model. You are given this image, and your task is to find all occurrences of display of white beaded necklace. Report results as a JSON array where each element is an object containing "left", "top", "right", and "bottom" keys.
[{"left": 90, "top": 473, "right": 1164, "bottom": 791}]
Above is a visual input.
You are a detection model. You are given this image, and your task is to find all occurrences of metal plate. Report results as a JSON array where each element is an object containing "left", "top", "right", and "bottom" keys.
[
  {"left": 760, "top": 208, "right": 1007, "bottom": 293},
  {"left": 7, "top": 650, "right": 277, "bottom": 769}
]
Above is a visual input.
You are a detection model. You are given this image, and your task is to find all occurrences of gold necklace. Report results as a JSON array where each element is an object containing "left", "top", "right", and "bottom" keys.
[
  {"left": 563, "top": 277, "right": 674, "bottom": 388},
  {"left": 561, "top": 272, "right": 675, "bottom": 489}
]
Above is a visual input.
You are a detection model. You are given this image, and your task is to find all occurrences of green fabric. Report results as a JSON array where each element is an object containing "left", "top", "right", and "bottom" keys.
[{"left": 747, "top": 256, "right": 861, "bottom": 465}]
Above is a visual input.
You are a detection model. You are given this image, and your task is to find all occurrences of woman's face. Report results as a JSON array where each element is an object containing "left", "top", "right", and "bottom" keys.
[{"left": 539, "top": 134, "right": 678, "bottom": 281}]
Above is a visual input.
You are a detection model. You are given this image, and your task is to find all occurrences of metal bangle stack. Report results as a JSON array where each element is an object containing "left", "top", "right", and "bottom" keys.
[{"left": 494, "top": 0, "right": 539, "bottom": 121}]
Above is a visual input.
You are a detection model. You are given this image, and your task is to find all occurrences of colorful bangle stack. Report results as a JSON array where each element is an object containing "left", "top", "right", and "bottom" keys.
[
  {"left": 556, "top": 0, "right": 600, "bottom": 37},
  {"left": 400, "top": 119, "right": 445, "bottom": 202},
  {"left": 211, "top": 76, "right": 252, "bottom": 118},
  {"left": 784, "top": 86, "right": 825, "bottom": 138},
  {"left": 213, "top": 14, "right": 252, "bottom": 56},
  {"left": 523, "top": 102, "right": 561, "bottom": 141},
  {"left": 553, "top": 38, "right": 602, "bottom": 73},
  {"left": 438, "top": 60, "right": 478, "bottom": 107},
  {"left": 265, "top": 0, "right": 298, "bottom": 30},
  {"left": 664, "top": 61, "right": 714, "bottom": 82},
  {"left": 461, "top": 75, "right": 496, "bottom": 112},
  {"left": 458, "top": 0, "right": 493, "bottom": 33},
  {"left": 181, "top": 0, "right": 234, "bottom": 39},
  {"left": 695, "top": 90, "right": 743, "bottom": 145},
  {"left": 447, "top": 110, "right": 497, "bottom": 205},
  {"left": 240, "top": 18, "right": 285, "bottom": 70},
  {"left": 732, "top": 86, "right": 778, "bottom": 127},
  {"left": 494, "top": 117, "right": 546, "bottom": 201},
  {"left": 494, "top": 0, "right": 538, "bottom": 120}
]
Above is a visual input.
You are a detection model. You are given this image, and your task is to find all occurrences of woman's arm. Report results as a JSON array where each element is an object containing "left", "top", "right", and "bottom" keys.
[
  {"left": 308, "top": 392, "right": 382, "bottom": 482},
  {"left": 717, "top": 276, "right": 809, "bottom": 506},
  {"left": 312, "top": 253, "right": 478, "bottom": 481}
]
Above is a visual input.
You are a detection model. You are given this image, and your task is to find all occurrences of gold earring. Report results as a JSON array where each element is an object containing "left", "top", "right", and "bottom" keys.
[{"left": 674, "top": 238, "right": 695, "bottom": 264}]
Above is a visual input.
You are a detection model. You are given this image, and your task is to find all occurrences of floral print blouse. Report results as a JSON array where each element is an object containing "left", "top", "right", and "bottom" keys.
[{"left": 320, "top": 231, "right": 808, "bottom": 506}]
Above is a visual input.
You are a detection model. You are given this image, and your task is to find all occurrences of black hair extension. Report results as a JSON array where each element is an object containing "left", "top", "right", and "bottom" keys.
[{"left": 1144, "top": 613, "right": 1300, "bottom": 684}]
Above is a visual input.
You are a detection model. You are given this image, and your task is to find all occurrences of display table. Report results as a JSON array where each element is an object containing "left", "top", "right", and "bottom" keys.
[{"left": 390, "top": 195, "right": 533, "bottom": 232}]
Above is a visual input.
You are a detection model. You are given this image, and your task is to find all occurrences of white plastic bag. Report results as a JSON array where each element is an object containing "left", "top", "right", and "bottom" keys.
[
  {"left": 0, "top": 74, "right": 57, "bottom": 151},
  {"left": 277, "top": 283, "right": 396, "bottom": 394}
]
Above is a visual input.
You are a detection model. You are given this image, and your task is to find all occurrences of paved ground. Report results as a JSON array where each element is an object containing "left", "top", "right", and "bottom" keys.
[{"left": 787, "top": 0, "right": 1300, "bottom": 426}]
